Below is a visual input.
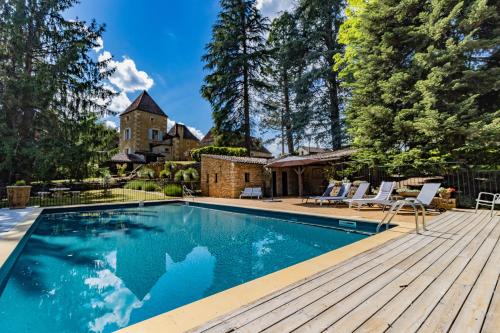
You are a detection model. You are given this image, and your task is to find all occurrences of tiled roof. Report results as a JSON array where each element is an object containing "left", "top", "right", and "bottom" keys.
[
  {"left": 110, "top": 152, "right": 146, "bottom": 164},
  {"left": 120, "top": 91, "right": 167, "bottom": 117},
  {"left": 301, "top": 146, "right": 331, "bottom": 154},
  {"left": 201, "top": 128, "right": 214, "bottom": 144},
  {"left": 168, "top": 123, "right": 200, "bottom": 141},
  {"left": 314, "top": 148, "right": 357, "bottom": 160},
  {"left": 202, "top": 154, "right": 268, "bottom": 165}
]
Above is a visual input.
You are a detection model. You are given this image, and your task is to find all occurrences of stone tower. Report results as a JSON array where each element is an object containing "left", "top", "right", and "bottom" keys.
[{"left": 119, "top": 91, "right": 168, "bottom": 154}]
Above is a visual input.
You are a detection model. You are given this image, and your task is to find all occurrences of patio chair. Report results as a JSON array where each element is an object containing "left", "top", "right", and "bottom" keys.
[
  {"left": 347, "top": 181, "right": 396, "bottom": 211},
  {"left": 343, "top": 182, "right": 370, "bottom": 207},
  {"left": 475, "top": 192, "right": 500, "bottom": 216},
  {"left": 303, "top": 183, "right": 335, "bottom": 204},
  {"left": 315, "top": 183, "right": 352, "bottom": 206}
]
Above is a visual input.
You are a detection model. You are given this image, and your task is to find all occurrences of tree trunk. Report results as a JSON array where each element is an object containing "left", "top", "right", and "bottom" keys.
[
  {"left": 328, "top": 72, "right": 341, "bottom": 149},
  {"left": 241, "top": 4, "right": 251, "bottom": 156},
  {"left": 283, "top": 70, "right": 294, "bottom": 154}
]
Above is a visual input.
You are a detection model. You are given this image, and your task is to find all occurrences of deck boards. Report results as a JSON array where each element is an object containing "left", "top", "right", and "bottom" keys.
[{"left": 190, "top": 210, "right": 499, "bottom": 333}]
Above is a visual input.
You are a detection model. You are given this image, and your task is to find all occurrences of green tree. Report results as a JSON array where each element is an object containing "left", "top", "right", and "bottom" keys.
[
  {"left": 295, "top": 0, "right": 345, "bottom": 149},
  {"left": 0, "top": 0, "right": 114, "bottom": 182},
  {"left": 338, "top": 0, "right": 499, "bottom": 167},
  {"left": 201, "top": 0, "right": 269, "bottom": 154},
  {"left": 261, "top": 11, "right": 309, "bottom": 155}
]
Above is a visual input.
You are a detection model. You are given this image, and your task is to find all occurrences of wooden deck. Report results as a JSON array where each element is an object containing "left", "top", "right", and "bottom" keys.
[{"left": 191, "top": 210, "right": 499, "bottom": 333}]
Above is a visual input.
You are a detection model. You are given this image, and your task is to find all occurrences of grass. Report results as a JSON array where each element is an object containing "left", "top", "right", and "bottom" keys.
[{"left": 0, "top": 188, "right": 180, "bottom": 208}]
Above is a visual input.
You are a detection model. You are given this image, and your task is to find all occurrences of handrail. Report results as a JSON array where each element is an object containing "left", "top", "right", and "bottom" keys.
[
  {"left": 377, "top": 199, "right": 427, "bottom": 234},
  {"left": 182, "top": 185, "right": 195, "bottom": 201}
]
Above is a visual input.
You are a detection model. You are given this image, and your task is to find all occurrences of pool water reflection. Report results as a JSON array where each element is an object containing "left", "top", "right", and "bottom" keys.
[{"left": 0, "top": 204, "right": 366, "bottom": 333}]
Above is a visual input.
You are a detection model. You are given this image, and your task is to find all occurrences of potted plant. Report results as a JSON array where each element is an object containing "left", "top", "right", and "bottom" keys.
[
  {"left": 6, "top": 180, "right": 32, "bottom": 209},
  {"left": 438, "top": 187, "right": 456, "bottom": 199},
  {"left": 396, "top": 188, "right": 420, "bottom": 197}
]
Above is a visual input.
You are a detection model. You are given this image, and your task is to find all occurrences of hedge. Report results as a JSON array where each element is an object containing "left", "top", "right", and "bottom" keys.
[{"left": 190, "top": 146, "right": 247, "bottom": 162}]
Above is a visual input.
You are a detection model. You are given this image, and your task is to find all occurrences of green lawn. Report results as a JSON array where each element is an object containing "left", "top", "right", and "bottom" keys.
[{"left": 1, "top": 188, "right": 179, "bottom": 208}]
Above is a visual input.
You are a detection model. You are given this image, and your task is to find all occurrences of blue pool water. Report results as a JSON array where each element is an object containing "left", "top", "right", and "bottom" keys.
[{"left": 0, "top": 203, "right": 369, "bottom": 333}]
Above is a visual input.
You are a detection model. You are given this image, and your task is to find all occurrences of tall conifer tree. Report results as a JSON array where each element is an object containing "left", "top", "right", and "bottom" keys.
[{"left": 202, "top": 0, "right": 269, "bottom": 154}]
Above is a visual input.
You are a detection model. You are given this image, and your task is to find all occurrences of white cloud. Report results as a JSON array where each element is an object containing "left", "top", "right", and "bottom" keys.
[
  {"left": 104, "top": 120, "right": 117, "bottom": 129},
  {"left": 99, "top": 51, "right": 154, "bottom": 93},
  {"left": 93, "top": 37, "right": 103, "bottom": 52},
  {"left": 256, "top": 0, "right": 295, "bottom": 19},
  {"left": 108, "top": 91, "right": 131, "bottom": 113},
  {"left": 266, "top": 138, "right": 282, "bottom": 157},
  {"left": 187, "top": 126, "right": 204, "bottom": 140}
]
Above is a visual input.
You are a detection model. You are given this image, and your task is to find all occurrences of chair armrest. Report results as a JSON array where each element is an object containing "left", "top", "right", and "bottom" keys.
[{"left": 477, "top": 192, "right": 497, "bottom": 200}]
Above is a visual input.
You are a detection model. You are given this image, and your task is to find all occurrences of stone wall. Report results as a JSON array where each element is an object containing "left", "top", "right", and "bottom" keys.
[
  {"left": 201, "top": 156, "right": 265, "bottom": 198},
  {"left": 119, "top": 111, "right": 168, "bottom": 153},
  {"left": 172, "top": 137, "right": 200, "bottom": 161}
]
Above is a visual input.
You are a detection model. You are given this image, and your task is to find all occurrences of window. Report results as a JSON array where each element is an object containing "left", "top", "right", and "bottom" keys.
[
  {"left": 126, "top": 116, "right": 129, "bottom": 121},
  {"left": 164, "top": 147, "right": 170, "bottom": 153},
  {"left": 206, "top": 174, "right": 209, "bottom": 183},
  {"left": 215, "top": 173, "right": 218, "bottom": 183},
  {"left": 150, "top": 129, "right": 160, "bottom": 141},
  {"left": 150, "top": 117, "right": 154, "bottom": 122},
  {"left": 244, "top": 173, "right": 250, "bottom": 183},
  {"left": 124, "top": 128, "right": 131, "bottom": 140}
]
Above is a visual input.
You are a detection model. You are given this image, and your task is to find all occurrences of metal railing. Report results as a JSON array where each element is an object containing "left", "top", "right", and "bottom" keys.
[{"left": 0, "top": 180, "right": 200, "bottom": 208}]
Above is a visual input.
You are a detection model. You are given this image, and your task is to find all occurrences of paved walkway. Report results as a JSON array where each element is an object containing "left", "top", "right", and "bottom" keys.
[
  {"left": 0, "top": 207, "right": 34, "bottom": 234},
  {"left": 192, "top": 210, "right": 499, "bottom": 333}
]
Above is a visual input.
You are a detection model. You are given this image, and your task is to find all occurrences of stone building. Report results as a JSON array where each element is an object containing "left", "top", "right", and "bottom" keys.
[
  {"left": 112, "top": 91, "right": 200, "bottom": 165},
  {"left": 201, "top": 155, "right": 268, "bottom": 198}
]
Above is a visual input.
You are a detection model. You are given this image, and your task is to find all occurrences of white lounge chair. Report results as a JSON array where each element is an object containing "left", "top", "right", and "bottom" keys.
[
  {"left": 316, "top": 183, "right": 352, "bottom": 206},
  {"left": 347, "top": 181, "right": 396, "bottom": 211},
  {"left": 343, "top": 182, "right": 370, "bottom": 207},
  {"left": 303, "top": 183, "right": 335, "bottom": 204},
  {"left": 475, "top": 192, "right": 500, "bottom": 216},
  {"left": 240, "top": 187, "right": 262, "bottom": 199},
  {"left": 401, "top": 183, "right": 441, "bottom": 208}
]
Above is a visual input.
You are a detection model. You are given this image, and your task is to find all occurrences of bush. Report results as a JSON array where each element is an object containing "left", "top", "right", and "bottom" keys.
[
  {"left": 142, "top": 182, "right": 160, "bottom": 192},
  {"left": 164, "top": 184, "right": 182, "bottom": 197},
  {"left": 190, "top": 146, "right": 247, "bottom": 162},
  {"left": 124, "top": 180, "right": 144, "bottom": 190},
  {"left": 124, "top": 180, "right": 160, "bottom": 192},
  {"left": 14, "top": 180, "right": 27, "bottom": 186}
]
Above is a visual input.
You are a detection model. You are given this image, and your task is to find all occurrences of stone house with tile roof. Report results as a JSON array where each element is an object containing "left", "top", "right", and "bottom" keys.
[
  {"left": 113, "top": 91, "right": 200, "bottom": 164},
  {"left": 201, "top": 154, "right": 269, "bottom": 198}
]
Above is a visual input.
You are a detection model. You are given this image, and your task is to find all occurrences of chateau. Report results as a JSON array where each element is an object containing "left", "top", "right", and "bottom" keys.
[{"left": 111, "top": 91, "right": 200, "bottom": 164}]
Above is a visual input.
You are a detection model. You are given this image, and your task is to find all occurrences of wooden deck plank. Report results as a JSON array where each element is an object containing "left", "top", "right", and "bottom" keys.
[
  {"left": 383, "top": 213, "right": 498, "bottom": 333},
  {"left": 351, "top": 212, "right": 494, "bottom": 333},
  {"left": 322, "top": 212, "right": 493, "bottom": 333},
  {"left": 253, "top": 213, "right": 474, "bottom": 332},
  {"left": 418, "top": 217, "right": 500, "bottom": 333},
  {"left": 191, "top": 211, "right": 499, "bottom": 333},
  {"left": 448, "top": 227, "right": 500, "bottom": 333},
  {"left": 295, "top": 212, "right": 493, "bottom": 333},
  {"left": 481, "top": 275, "right": 500, "bottom": 333},
  {"left": 195, "top": 212, "right": 460, "bottom": 333}
]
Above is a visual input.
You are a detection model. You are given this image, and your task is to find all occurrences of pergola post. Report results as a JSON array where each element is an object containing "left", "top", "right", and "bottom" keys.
[{"left": 295, "top": 166, "right": 305, "bottom": 197}]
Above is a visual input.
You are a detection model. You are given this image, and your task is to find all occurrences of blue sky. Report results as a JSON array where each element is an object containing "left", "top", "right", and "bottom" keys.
[{"left": 66, "top": 0, "right": 294, "bottom": 147}]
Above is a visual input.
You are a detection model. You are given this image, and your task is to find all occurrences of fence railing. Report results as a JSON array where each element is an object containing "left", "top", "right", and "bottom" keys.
[
  {"left": 330, "top": 163, "right": 499, "bottom": 208},
  {"left": 0, "top": 180, "right": 200, "bottom": 209}
]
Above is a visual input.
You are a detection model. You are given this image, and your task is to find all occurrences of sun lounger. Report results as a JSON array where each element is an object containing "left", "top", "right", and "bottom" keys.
[
  {"left": 315, "top": 183, "right": 352, "bottom": 206},
  {"left": 347, "top": 181, "right": 396, "bottom": 210},
  {"left": 343, "top": 182, "right": 370, "bottom": 207},
  {"left": 303, "top": 183, "right": 335, "bottom": 204}
]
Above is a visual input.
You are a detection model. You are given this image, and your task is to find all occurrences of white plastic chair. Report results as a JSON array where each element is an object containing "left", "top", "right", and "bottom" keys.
[{"left": 475, "top": 192, "right": 500, "bottom": 216}]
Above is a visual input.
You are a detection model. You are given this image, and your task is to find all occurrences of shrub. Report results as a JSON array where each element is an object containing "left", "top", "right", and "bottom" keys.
[
  {"left": 174, "top": 167, "right": 200, "bottom": 182},
  {"left": 164, "top": 184, "right": 182, "bottom": 197},
  {"left": 124, "top": 180, "right": 145, "bottom": 190},
  {"left": 14, "top": 180, "right": 27, "bottom": 186},
  {"left": 142, "top": 182, "right": 160, "bottom": 192},
  {"left": 190, "top": 146, "right": 247, "bottom": 162},
  {"left": 116, "top": 163, "right": 128, "bottom": 177},
  {"left": 138, "top": 167, "right": 155, "bottom": 179}
]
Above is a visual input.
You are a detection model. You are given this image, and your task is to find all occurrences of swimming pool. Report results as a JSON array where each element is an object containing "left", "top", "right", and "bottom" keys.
[{"left": 0, "top": 202, "right": 385, "bottom": 333}]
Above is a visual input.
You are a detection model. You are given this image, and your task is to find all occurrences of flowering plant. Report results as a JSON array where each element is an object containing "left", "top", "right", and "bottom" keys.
[{"left": 438, "top": 187, "right": 456, "bottom": 194}]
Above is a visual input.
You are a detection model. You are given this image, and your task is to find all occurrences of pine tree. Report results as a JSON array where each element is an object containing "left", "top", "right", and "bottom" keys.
[
  {"left": 201, "top": 0, "right": 269, "bottom": 154},
  {"left": 261, "top": 11, "right": 309, "bottom": 154},
  {"left": 338, "top": 0, "right": 499, "bottom": 167},
  {"left": 295, "top": 0, "right": 345, "bottom": 149},
  {"left": 0, "top": 0, "right": 114, "bottom": 182}
]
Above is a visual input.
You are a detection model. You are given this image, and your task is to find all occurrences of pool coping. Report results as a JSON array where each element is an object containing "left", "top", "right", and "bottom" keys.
[{"left": 0, "top": 200, "right": 411, "bottom": 333}]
